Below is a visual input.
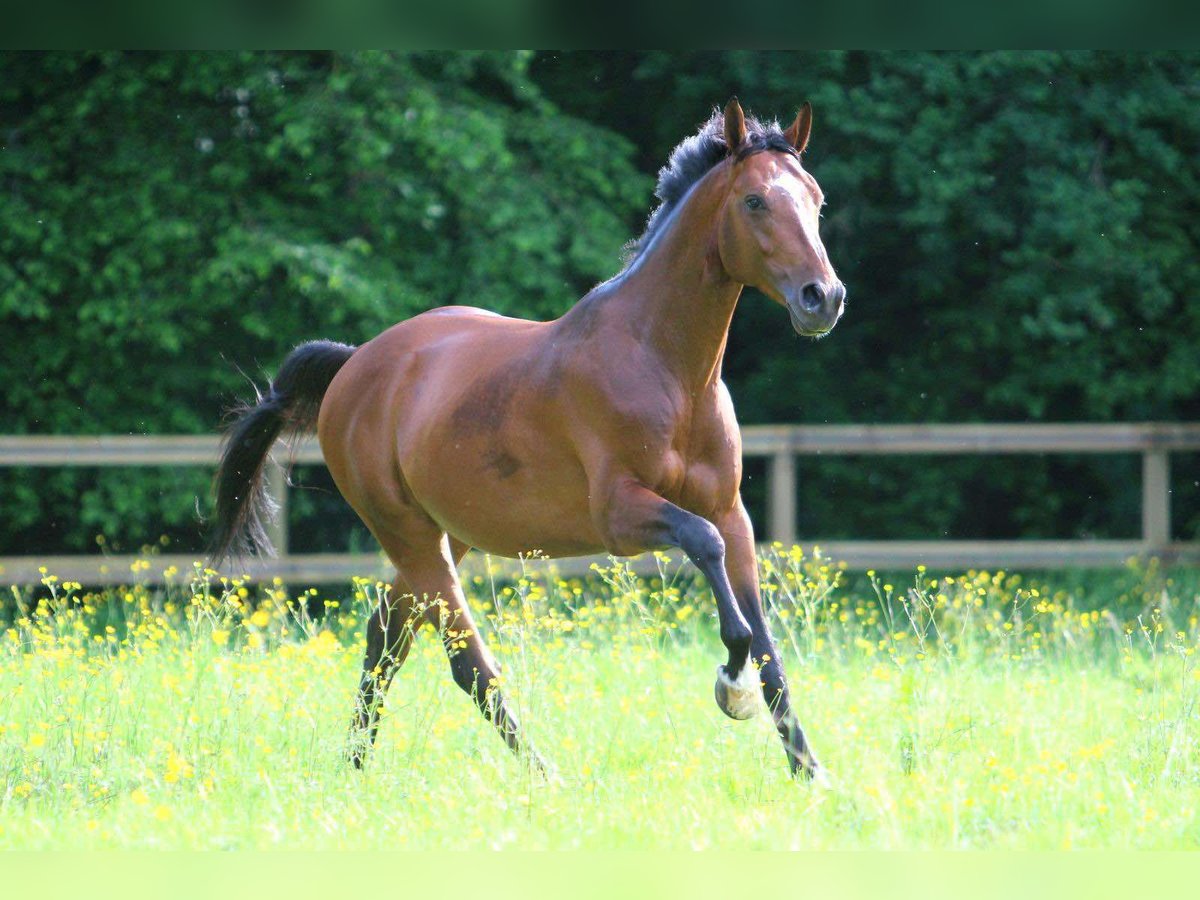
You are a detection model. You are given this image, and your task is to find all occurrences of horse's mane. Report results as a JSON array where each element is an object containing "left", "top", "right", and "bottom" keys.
[{"left": 623, "top": 110, "right": 797, "bottom": 266}]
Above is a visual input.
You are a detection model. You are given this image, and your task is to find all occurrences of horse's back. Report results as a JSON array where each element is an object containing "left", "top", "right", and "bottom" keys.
[
  {"left": 316, "top": 303, "right": 601, "bottom": 555},
  {"left": 318, "top": 303, "right": 549, "bottom": 458},
  {"left": 324, "top": 304, "right": 544, "bottom": 401}
]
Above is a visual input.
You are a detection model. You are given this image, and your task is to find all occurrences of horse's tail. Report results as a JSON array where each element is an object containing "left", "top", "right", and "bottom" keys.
[{"left": 208, "top": 340, "right": 356, "bottom": 565}]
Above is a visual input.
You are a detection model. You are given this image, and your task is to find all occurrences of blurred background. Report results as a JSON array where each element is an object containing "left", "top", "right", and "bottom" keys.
[{"left": 1, "top": 50, "right": 1197, "bottom": 559}]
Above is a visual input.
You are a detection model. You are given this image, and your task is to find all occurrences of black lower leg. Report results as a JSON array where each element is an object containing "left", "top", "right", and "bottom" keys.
[
  {"left": 665, "top": 509, "right": 753, "bottom": 674},
  {"left": 349, "top": 602, "right": 411, "bottom": 767},
  {"left": 447, "top": 649, "right": 523, "bottom": 754},
  {"left": 447, "top": 647, "right": 550, "bottom": 773},
  {"left": 747, "top": 618, "right": 820, "bottom": 777}
]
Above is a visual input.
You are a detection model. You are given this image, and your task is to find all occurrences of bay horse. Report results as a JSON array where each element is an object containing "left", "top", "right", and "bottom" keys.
[{"left": 210, "top": 99, "right": 845, "bottom": 782}]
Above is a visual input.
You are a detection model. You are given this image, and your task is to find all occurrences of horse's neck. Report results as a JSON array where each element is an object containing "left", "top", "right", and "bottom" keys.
[{"left": 605, "top": 178, "right": 742, "bottom": 391}]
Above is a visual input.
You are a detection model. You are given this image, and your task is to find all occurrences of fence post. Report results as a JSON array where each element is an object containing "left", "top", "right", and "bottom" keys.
[
  {"left": 768, "top": 450, "right": 797, "bottom": 547},
  {"left": 267, "top": 461, "right": 289, "bottom": 557},
  {"left": 1142, "top": 450, "right": 1170, "bottom": 551}
]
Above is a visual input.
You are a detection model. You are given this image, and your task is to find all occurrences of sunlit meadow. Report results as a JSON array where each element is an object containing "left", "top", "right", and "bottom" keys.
[{"left": 2, "top": 547, "right": 1199, "bottom": 849}]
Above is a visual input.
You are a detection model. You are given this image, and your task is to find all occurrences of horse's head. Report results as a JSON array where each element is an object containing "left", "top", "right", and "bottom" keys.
[{"left": 716, "top": 98, "right": 845, "bottom": 337}]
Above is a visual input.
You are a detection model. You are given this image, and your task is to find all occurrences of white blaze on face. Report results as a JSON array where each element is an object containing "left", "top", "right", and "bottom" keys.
[{"left": 767, "top": 164, "right": 828, "bottom": 270}]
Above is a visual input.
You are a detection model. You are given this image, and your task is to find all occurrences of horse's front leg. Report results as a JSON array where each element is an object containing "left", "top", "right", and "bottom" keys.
[
  {"left": 597, "top": 480, "right": 755, "bottom": 709},
  {"left": 716, "top": 501, "right": 825, "bottom": 782}
]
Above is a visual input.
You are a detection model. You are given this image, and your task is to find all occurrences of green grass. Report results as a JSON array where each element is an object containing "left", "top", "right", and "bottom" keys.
[{"left": 2, "top": 551, "right": 1199, "bottom": 849}]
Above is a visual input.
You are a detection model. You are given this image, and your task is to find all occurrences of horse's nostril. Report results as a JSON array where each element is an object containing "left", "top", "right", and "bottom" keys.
[{"left": 801, "top": 283, "right": 825, "bottom": 311}]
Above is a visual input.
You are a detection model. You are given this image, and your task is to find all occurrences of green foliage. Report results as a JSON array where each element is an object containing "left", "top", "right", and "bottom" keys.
[
  {"left": 0, "top": 51, "right": 648, "bottom": 552},
  {"left": 2, "top": 52, "right": 1198, "bottom": 554}
]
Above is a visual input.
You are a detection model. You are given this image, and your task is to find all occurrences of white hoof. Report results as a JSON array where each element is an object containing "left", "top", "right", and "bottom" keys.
[{"left": 714, "top": 662, "right": 760, "bottom": 720}]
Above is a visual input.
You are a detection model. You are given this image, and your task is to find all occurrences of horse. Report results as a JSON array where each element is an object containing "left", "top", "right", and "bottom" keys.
[{"left": 210, "top": 98, "right": 845, "bottom": 782}]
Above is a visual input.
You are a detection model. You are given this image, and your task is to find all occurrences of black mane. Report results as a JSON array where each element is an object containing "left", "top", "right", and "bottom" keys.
[{"left": 623, "top": 110, "right": 797, "bottom": 266}]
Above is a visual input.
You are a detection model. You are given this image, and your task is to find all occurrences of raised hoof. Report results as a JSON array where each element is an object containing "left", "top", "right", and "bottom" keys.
[{"left": 714, "top": 662, "right": 760, "bottom": 720}]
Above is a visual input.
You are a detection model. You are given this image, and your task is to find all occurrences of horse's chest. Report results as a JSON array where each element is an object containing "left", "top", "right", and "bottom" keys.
[
  {"left": 654, "top": 429, "right": 739, "bottom": 517},
  {"left": 677, "top": 459, "right": 735, "bottom": 517},
  {"left": 604, "top": 389, "right": 740, "bottom": 515}
]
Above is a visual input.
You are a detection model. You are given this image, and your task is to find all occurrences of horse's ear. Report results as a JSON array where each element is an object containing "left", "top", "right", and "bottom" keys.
[
  {"left": 723, "top": 97, "right": 747, "bottom": 154},
  {"left": 784, "top": 102, "right": 813, "bottom": 154}
]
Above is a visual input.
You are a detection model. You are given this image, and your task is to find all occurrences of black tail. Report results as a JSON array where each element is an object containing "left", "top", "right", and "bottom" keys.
[{"left": 208, "top": 340, "right": 356, "bottom": 565}]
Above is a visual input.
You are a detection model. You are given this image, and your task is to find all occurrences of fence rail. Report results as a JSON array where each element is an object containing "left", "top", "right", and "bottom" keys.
[{"left": 1, "top": 423, "right": 1198, "bottom": 585}]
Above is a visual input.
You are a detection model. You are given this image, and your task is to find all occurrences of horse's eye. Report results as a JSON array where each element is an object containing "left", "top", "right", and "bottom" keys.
[{"left": 744, "top": 195, "right": 765, "bottom": 211}]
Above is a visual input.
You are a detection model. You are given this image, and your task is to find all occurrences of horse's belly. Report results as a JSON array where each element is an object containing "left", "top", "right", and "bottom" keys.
[
  {"left": 422, "top": 493, "right": 607, "bottom": 559},
  {"left": 454, "top": 521, "right": 606, "bottom": 560},
  {"left": 403, "top": 440, "right": 605, "bottom": 559}
]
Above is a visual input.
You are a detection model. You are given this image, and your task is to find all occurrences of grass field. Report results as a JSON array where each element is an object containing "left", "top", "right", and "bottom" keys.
[{"left": 2, "top": 548, "right": 1199, "bottom": 850}]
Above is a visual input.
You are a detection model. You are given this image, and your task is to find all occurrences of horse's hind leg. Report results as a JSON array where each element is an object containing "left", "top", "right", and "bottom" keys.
[
  {"left": 349, "top": 528, "right": 471, "bottom": 767},
  {"left": 368, "top": 532, "right": 544, "bottom": 770},
  {"left": 348, "top": 568, "right": 424, "bottom": 767}
]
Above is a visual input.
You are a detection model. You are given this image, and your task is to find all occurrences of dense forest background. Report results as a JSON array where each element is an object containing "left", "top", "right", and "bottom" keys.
[{"left": 2, "top": 51, "right": 1198, "bottom": 556}]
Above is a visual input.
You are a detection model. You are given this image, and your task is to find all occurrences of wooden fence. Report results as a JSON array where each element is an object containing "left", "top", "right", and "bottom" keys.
[{"left": 1, "top": 423, "right": 1198, "bottom": 585}]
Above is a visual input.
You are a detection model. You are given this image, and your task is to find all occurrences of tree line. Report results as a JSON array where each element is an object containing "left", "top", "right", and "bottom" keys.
[{"left": 2, "top": 51, "right": 1197, "bottom": 557}]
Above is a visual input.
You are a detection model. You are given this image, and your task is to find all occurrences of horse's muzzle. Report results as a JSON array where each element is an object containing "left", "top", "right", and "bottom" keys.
[{"left": 786, "top": 279, "right": 845, "bottom": 336}]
